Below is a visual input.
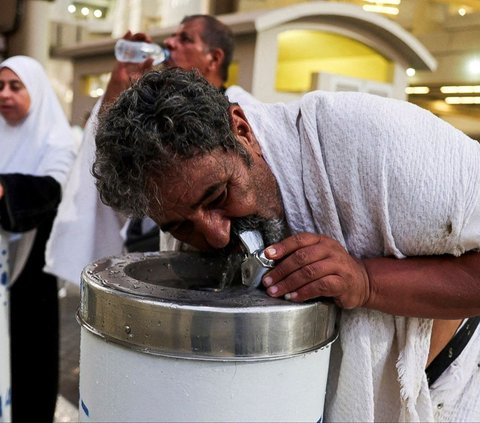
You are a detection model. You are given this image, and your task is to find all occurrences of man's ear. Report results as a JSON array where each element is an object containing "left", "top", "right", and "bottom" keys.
[
  {"left": 228, "top": 105, "right": 262, "bottom": 156},
  {"left": 208, "top": 48, "right": 225, "bottom": 73}
]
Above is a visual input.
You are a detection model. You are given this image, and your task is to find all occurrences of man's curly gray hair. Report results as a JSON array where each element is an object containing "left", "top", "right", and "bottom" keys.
[{"left": 92, "top": 67, "right": 250, "bottom": 217}]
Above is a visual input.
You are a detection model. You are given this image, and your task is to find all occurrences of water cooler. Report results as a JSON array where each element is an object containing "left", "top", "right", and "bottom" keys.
[{"left": 78, "top": 251, "right": 337, "bottom": 422}]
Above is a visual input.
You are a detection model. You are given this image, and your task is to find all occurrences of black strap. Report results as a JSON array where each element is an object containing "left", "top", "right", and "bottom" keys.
[{"left": 426, "top": 316, "right": 480, "bottom": 387}]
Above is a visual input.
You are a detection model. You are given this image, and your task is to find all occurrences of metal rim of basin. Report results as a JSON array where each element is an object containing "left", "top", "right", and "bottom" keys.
[{"left": 78, "top": 252, "right": 338, "bottom": 361}]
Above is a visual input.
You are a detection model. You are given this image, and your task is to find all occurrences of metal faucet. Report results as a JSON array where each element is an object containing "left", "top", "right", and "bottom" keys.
[{"left": 238, "top": 230, "right": 275, "bottom": 288}]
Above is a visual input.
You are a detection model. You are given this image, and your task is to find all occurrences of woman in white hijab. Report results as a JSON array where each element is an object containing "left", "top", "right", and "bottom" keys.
[{"left": 0, "top": 56, "right": 76, "bottom": 423}]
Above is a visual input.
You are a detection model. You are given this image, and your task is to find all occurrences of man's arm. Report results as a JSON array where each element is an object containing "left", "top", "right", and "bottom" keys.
[
  {"left": 363, "top": 252, "right": 480, "bottom": 319},
  {"left": 262, "top": 232, "right": 480, "bottom": 319}
]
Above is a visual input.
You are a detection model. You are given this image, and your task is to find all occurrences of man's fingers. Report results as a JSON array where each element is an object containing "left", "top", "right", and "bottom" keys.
[
  {"left": 260, "top": 232, "right": 370, "bottom": 308},
  {"left": 284, "top": 276, "right": 342, "bottom": 303},
  {"left": 265, "top": 260, "right": 340, "bottom": 298},
  {"left": 264, "top": 232, "right": 332, "bottom": 260},
  {"left": 264, "top": 246, "right": 330, "bottom": 287}
]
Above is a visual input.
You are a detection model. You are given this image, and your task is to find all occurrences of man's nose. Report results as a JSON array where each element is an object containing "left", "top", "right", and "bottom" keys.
[
  {"left": 163, "top": 36, "right": 175, "bottom": 50},
  {"left": 195, "top": 211, "right": 230, "bottom": 249}
]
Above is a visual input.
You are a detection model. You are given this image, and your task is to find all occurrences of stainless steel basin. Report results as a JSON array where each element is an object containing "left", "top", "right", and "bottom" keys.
[{"left": 78, "top": 251, "right": 337, "bottom": 361}]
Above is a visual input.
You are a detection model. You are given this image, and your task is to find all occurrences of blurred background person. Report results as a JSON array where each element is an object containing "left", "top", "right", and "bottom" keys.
[
  {"left": 0, "top": 55, "right": 76, "bottom": 422},
  {"left": 45, "top": 14, "right": 257, "bottom": 286}
]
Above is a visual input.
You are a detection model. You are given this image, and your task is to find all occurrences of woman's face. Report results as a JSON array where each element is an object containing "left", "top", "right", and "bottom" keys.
[{"left": 0, "top": 67, "right": 31, "bottom": 125}]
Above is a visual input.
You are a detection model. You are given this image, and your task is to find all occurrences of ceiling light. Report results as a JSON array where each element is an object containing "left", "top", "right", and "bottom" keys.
[
  {"left": 67, "top": 4, "right": 76, "bottom": 13},
  {"left": 81, "top": 7, "right": 90, "bottom": 16},
  {"left": 445, "top": 96, "right": 480, "bottom": 104},
  {"left": 363, "top": 0, "right": 401, "bottom": 4},
  {"left": 458, "top": 7, "right": 466, "bottom": 16},
  {"left": 468, "top": 59, "right": 480, "bottom": 74},
  {"left": 362, "top": 5, "right": 399, "bottom": 15},
  {"left": 440, "top": 85, "right": 480, "bottom": 94},
  {"left": 93, "top": 9, "right": 103, "bottom": 18},
  {"left": 405, "top": 87, "right": 429, "bottom": 94},
  {"left": 406, "top": 68, "right": 415, "bottom": 77},
  {"left": 90, "top": 87, "right": 105, "bottom": 98}
]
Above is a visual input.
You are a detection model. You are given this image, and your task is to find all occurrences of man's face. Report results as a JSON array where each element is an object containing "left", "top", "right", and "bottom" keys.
[
  {"left": 163, "top": 19, "right": 213, "bottom": 76},
  {"left": 0, "top": 67, "right": 31, "bottom": 126},
  {"left": 148, "top": 145, "right": 284, "bottom": 252}
]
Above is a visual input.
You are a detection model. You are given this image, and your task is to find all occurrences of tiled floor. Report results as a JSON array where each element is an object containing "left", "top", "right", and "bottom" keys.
[{"left": 55, "top": 281, "right": 81, "bottom": 422}]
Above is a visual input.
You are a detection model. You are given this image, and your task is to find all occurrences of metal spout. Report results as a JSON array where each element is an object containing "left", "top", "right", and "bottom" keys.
[{"left": 238, "top": 230, "right": 275, "bottom": 288}]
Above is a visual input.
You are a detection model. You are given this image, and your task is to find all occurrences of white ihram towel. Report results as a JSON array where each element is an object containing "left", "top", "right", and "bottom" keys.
[
  {"left": 44, "top": 100, "right": 126, "bottom": 285},
  {"left": 243, "top": 90, "right": 480, "bottom": 422}
]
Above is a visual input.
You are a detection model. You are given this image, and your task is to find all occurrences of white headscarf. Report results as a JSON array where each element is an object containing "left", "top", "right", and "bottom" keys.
[
  {"left": 0, "top": 55, "right": 76, "bottom": 186},
  {"left": 0, "top": 56, "right": 76, "bottom": 283}
]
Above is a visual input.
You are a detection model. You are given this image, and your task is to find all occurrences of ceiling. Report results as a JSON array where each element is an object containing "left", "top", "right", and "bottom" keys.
[{"left": 338, "top": 0, "right": 480, "bottom": 138}]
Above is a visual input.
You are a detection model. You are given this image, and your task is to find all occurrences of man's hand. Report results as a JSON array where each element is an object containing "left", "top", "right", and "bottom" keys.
[
  {"left": 102, "top": 31, "right": 155, "bottom": 108},
  {"left": 262, "top": 232, "right": 370, "bottom": 308}
]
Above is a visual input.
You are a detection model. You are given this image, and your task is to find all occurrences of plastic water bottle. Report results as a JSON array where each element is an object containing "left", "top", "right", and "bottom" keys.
[{"left": 114, "top": 39, "right": 171, "bottom": 66}]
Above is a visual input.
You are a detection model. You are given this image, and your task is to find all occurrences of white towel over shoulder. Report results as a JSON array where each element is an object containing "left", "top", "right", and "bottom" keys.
[{"left": 243, "top": 91, "right": 480, "bottom": 422}]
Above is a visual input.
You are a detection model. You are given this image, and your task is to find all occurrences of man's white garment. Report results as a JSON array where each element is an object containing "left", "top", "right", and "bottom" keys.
[
  {"left": 240, "top": 91, "right": 480, "bottom": 422},
  {"left": 44, "top": 85, "right": 257, "bottom": 285}
]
